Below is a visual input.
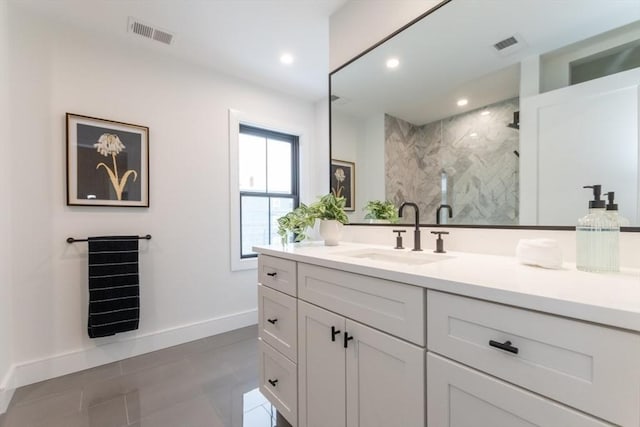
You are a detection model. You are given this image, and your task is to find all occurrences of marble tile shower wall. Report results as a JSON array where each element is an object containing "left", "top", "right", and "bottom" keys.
[{"left": 385, "top": 98, "right": 520, "bottom": 225}]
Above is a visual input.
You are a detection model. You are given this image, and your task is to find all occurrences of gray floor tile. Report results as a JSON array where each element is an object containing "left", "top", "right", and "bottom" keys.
[
  {"left": 125, "top": 369, "right": 203, "bottom": 423},
  {"left": 3, "top": 389, "right": 82, "bottom": 427},
  {"left": 204, "top": 326, "right": 259, "bottom": 352},
  {"left": 11, "top": 362, "right": 121, "bottom": 407},
  {"left": 27, "top": 395, "right": 128, "bottom": 427},
  {"left": 82, "top": 358, "right": 194, "bottom": 408},
  {"left": 120, "top": 341, "right": 199, "bottom": 375},
  {"left": 87, "top": 396, "right": 128, "bottom": 427},
  {"left": 134, "top": 395, "right": 224, "bottom": 427}
]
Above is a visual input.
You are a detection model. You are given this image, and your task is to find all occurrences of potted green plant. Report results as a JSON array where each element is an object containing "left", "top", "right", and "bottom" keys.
[
  {"left": 276, "top": 203, "right": 316, "bottom": 245},
  {"left": 310, "top": 193, "right": 349, "bottom": 246},
  {"left": 277, "top": 193, "right": 349, "bottom": 246},
  {"left": 364, "top": 200, "right": 398, "bottom": 223}
]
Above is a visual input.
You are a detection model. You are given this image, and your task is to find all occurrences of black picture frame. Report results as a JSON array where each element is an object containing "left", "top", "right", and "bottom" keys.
[
  {"left": 331, "top": 159, "right": 355, "bottom": 211},
  {"left": 66, "top": 113, "right": 149, "bottom": 207}
]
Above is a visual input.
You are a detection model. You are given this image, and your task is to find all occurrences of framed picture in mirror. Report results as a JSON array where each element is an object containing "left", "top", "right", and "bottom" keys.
[{"left": 331, "top": 159, "right": 355, "bottom": 211}]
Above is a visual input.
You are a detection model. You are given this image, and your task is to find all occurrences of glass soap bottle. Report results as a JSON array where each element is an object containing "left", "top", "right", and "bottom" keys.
[{"left": 576, "top": 185, "right": 619, "bottom": 273}]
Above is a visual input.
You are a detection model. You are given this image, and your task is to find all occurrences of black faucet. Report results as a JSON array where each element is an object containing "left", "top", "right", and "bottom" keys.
[
  {"left": 398, "top": 202, "right": 422, "bottom": 251},
  {"left": 436, "top": 204, "right": 452, "bottom": 225}
]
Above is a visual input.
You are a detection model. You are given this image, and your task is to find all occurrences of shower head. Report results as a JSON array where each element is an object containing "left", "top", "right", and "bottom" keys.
[{"left": 513, "top": 150, "right": 520, "bottom": 158}]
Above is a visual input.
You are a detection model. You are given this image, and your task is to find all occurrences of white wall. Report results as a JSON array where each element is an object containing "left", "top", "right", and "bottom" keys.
[
  {"left": 0, "top": 0, "right": 14, "bottom": 412},
  {"left": 5, "top": 4, "right": 319, "bottom": 389},
  {"left": 329, "top": 0, "right": 442, "bottom": 71}
]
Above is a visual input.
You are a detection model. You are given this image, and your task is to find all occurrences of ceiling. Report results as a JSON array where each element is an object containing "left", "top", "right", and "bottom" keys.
[
  {"left": 331, "top": 0, "right": 640, "bottom": 125},
  {"left": 12, "top": 0, "right": 348, "bottom": 101}
]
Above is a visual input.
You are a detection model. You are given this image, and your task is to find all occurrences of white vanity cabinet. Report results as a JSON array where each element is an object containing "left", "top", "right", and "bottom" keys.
[
  {"left": 255, "top": 248, "right": 640, "bottom": 427},
  {"left": 298, "top": 300, "right": 425, "bottom": 427}
]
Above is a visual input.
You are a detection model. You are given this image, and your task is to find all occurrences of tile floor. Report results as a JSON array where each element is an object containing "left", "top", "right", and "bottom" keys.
[{"left": 0, "top": 325, "right": 291, "bottom": 427}]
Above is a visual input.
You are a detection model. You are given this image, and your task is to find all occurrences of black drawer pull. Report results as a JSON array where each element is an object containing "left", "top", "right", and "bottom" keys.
[
  {"left": 266, "top": 272, "right": 277, "bottom": 277},
  {"left": 268, "top": 378, "right": 278, "bottom": 387},
  {"left": 267, "top": 318, "right": 278, "bottom": 325},
  {"left": 331, "top": 326, "right": 341, "bottom": 342},
  {"left": 344, "top": 332, "right": 354, "bottom": 348},
  {"left": 489, "top": 340, "right": 519, "bottom": 354}
]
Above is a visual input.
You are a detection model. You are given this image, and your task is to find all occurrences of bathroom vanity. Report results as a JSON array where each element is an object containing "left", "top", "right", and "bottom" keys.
[{"left": 255, "top": 242, "right": 640, "bottom": 427}]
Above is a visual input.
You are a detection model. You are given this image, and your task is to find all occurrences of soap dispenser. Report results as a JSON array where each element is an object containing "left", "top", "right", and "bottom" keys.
[
  {"left": 576, "top": 185, "right": 619, "bottom": 272},
  {"left": 605, "top": 192, "right": 630, "bottom": 226}
]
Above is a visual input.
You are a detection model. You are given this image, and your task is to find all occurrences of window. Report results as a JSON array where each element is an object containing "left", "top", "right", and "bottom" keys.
[{"left": 238, "top": 124, "right": 299, "bottom": 258}]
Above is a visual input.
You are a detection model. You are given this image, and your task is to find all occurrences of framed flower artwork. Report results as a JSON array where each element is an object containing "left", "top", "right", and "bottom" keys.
[
  {"left": 66, "top": 113, "right": 149, "bottom": 207},
  {"left": 330, "top": 159, "right": 355, "bottom": 211}
]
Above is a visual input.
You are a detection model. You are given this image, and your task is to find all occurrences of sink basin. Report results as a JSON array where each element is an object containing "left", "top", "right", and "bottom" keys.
[{"left": 336, "top": 248, "right": 453, "bottom": 266}]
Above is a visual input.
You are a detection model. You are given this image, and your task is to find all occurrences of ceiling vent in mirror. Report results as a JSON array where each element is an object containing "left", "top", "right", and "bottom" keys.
[
  {"left": 493, "top": 34, "right": 526, "bottom": 56},
  {"left": 128, "top": 17, "right": 174, "bottom": 45}
]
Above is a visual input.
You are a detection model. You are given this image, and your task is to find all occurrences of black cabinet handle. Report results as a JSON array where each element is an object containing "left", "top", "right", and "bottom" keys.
[
  {"left": 266, "top": 272, "right": 277, "bottom": 277},
  {"left": 331, "top": 326, "right": 341, "bottom": 342},
  {"left": 268, "top": 378, "right": 278, "bottom": 387},
  {"left": 489, "top": 340, "right": 519, "bottom": 354},
  {"left": 267, "top": 318, "right": 278, "bottom": 325},
  {"left": 344, "top": 332, "right": 354, "bottom": 348}
]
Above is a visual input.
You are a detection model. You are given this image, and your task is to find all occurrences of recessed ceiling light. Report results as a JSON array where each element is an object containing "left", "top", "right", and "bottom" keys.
[
  {"left": 469, "top": 132, "right": 478, "bottom": 138},
  {"left": 280, "top": 53, "right": 294, "bottom": 65},
  {"left": 481, "top": 109, "right": 490, "bottom": 116},
  {"left": 457, "top": 98, "right": 468, "bottom": 107},
  {"left": 386, "top": 58, "right": 400, "bottom": 69}
]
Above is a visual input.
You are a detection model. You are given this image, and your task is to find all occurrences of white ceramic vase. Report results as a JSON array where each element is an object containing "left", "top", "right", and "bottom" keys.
[{"left": 319, "top": 219, "right": 343, "bottom": 246}]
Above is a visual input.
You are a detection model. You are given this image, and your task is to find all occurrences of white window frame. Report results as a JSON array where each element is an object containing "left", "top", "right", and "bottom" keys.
[{"left": 229, "top": 109, "right": 305, "bottom": 271}]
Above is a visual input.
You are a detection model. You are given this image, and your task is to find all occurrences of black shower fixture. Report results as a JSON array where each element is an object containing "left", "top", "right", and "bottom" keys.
[{"left": 507, "top": 111, "right": 520, "bottom": 130}]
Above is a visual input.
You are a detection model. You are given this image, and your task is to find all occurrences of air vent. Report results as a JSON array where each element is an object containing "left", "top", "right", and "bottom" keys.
[
  {"left": 494, "top": 36, "right": 518, "bottom": 51},
  {"left": 128, "top": 17, "right": 175, "bottom": 45},
  {"left": 492, "top": 34, "right": 526, "bottom": 57}
]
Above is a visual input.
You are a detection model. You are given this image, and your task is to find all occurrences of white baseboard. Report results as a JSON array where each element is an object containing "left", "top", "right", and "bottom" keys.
[
  {"left": 9, "top": 309, "right": 258, "bottom": 393},
  {"left": 0, "top": 365, "right": 15, "bottom": 414}
]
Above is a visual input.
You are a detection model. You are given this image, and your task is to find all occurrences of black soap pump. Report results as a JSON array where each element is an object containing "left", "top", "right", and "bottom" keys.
[{"left": 605, "top": 191, "right": 629, "bottom": 226}]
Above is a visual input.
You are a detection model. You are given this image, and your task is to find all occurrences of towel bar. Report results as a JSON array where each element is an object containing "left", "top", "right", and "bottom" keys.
[{"left": 67, "top": 234, "right": 152, "bottom": 244}]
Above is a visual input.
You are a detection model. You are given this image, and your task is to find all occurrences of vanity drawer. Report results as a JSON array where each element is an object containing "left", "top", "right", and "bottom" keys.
[
  {"left": 259, "top": 255, "right": 297, "bottom": 297},
  {"left": 258, "top": 283, "right": 297, "bottom": 362},
  {"left": 427, "top": 290, "right": 640, "bottom": 427},
  {"left": 259, "top": 339, "right": 297, "bottom": 427},
  {"left": 427, "top": 353, "right": 614, "bottom": 427},
  {"left": 298, "top": 263, "right": 425, "bottom": 346}
]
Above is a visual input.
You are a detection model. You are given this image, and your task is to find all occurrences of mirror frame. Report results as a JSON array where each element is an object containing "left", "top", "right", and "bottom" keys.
[{"left": 328, "top": 0, "right": 640, "bottom": 232}]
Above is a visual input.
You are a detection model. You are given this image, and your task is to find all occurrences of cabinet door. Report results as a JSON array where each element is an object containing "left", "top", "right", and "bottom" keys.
[
  {"left": 427, "top": 353, "right": 614, "bottom": 427},
  {"left": 346, "top": 320, "right": 425, "bottom": 427},
  {"left": 298, "top": 301, "right": 346, "bottom": 427}
]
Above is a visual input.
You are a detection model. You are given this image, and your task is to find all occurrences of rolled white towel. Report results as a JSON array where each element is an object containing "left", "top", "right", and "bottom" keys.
[{"left": 515, "top": 238, "right": 563, "bottom": 269}]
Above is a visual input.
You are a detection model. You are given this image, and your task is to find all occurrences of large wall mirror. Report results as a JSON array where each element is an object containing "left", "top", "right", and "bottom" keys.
[{"left": 330, "top": 0, "right": 640, "bottom": 228}]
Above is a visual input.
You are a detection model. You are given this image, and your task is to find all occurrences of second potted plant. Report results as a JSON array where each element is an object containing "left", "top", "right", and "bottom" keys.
[{"left": 363, "top": 200, "right": 398, "bottom": 223}]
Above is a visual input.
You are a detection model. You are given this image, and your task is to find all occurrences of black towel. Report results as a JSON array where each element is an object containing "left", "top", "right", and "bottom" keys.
[{"left": 87, "top": 236, "right": 140, "bottom": 338}]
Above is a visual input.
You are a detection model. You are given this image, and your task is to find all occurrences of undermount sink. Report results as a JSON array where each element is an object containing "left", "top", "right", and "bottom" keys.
[{"left": 336, "top": 248, "right": 453, "bottom": 266}]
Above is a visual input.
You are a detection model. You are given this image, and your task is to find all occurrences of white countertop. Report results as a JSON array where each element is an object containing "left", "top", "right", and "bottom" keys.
[{"left": 254, "top": 241, "right": 640, "bottom": 333}]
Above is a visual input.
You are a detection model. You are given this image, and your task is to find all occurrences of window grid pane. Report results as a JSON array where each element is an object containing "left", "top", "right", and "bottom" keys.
[
  {"left": 241, "top": 196, "right": 269, "bottom": 257},
  {"left": 239, "top": 133, "right": 267, "bottom": 192},
  {"left": 267, "top": 139, "right": 292, "bottom": 194}
]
